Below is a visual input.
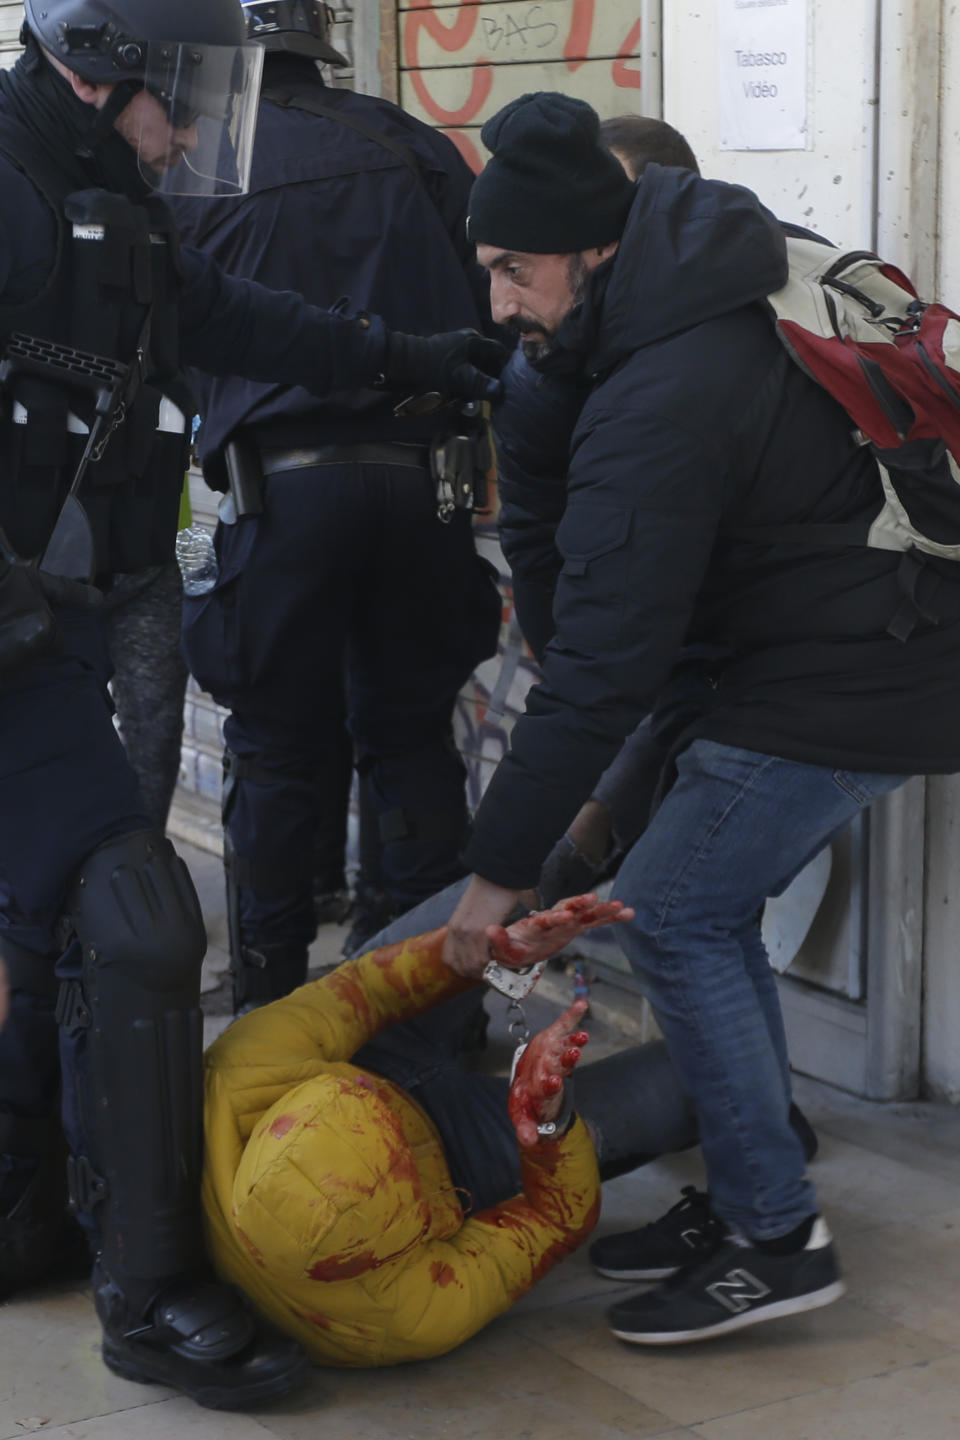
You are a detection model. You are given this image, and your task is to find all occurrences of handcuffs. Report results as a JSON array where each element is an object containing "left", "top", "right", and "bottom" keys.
[{"left": 484, "top": 941, "right": 575, "bottom": 1141}]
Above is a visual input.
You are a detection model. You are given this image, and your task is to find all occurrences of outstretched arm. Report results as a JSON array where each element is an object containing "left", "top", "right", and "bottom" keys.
[
  {"left": 485, "top": 893, "right": 633, "bottom": 973},
  {"left": 209, "top": 893, "right": 633, "bottom": 1077},
  {"left": 445, "top": 881, "right": 634, "bottom": 979},
  {"left": 205, "top": 928, "right": 472, "bottom": 1080},
  {"left": 179, "top": 246, "right": 504, "bottom": 403}
]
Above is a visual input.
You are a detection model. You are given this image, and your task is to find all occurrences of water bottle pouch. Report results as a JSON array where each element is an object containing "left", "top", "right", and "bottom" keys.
[{"left": 179, "top": 515, "right": 258, "bottom": 701}]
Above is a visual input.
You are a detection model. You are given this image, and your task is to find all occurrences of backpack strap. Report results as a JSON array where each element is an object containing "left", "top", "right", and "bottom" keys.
[
  {"left": 259, "top": 83, "right": 427, "bottom": 189},
  {"left": 888, "top": 551, "right": 945, "bottom": 642}
]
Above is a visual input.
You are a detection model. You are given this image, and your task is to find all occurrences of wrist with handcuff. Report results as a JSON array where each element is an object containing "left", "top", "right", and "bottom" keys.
[
  {"left": 481, "top": 893, "right": 545, "bottom": 1001},
  {"left": 534, "top": 1080, "right": 577, "bottom": 1141},
  {"left": 484, "top": 894, "right": 578, "bottom": 1143}
]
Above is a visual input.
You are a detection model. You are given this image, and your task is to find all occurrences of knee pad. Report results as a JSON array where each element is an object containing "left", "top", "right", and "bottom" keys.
[
  {"left": 65, "top": 828, "right": 205, "bottom": 993},
  {"left": 57, "top": 830, "right": 207, "bottom": 1288}
]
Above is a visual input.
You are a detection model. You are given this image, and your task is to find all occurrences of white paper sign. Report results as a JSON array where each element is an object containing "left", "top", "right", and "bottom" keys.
[{"left": 718, "top": 0, "right": 809, "bottom": 151}]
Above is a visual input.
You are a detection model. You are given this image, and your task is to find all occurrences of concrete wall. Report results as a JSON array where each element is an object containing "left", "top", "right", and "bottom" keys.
[{"left": 664, "top": 0, "right": 879, "bottom": 248}]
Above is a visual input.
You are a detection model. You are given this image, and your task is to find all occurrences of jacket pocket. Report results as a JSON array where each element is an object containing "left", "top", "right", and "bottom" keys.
[
  {"left": 557, "top": 504, "right": 632, "bottom": 576},
  {"left": 554, "top": 505, "right": 634, "bottom": 652}
]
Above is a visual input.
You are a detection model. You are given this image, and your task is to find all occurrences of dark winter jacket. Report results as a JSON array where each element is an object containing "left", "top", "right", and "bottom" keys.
[
  {"left": 171, "top": 57, "right": 491, "bottom": 457},
  {"left": 465, "top": 164, "right": 960, "bottom": 890},
  {"left": 495, "top": 348, "right": 586, "bottom": 660}
]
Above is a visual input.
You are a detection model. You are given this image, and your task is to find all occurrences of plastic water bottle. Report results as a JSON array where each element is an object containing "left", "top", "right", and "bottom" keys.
[{"left": 175, "top": 524, "right": 219, "bottom": 596}]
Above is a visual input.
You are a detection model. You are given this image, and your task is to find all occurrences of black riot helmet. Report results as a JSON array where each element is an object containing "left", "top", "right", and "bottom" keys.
[
  {"left": 241, "top": 1, "right": 347, "bottom": 66},
  {"left": 23, "top": 0, "right": 248, "bottom": 84},
  {"left": 22, "top": 0, "right": 265, "bottom": 196}
]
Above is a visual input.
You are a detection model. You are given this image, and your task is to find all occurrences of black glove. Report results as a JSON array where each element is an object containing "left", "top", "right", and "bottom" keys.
[{"left": 383, "top": 328, "right": 508, "bottom": 404}]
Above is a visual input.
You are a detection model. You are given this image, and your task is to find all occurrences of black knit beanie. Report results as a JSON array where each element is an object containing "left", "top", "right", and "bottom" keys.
[{"left": 467, "top": 91, "right": 635, "bottom": 253}]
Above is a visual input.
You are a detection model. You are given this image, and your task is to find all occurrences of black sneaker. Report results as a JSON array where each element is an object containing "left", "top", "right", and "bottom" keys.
[
  {"left": 590, "top": 1186, "right": 725, "bottom": 1281},
  {"left": 607, "top": 1217, "right": 844, "bottom": 1346}
]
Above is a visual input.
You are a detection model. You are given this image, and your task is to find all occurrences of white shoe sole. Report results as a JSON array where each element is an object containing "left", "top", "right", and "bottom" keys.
[
  {"left": 610, "top": 1278, "right": 846, "bottom": 1345},
  {"left": 593, "top": 1264, "right": 679, "bottom": 1282}
]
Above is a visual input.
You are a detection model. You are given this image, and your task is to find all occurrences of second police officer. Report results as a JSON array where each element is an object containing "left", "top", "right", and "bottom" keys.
[
  {"left": 172, "top": 0, "right": 504, "bottom": 1012},
  {"left": 0, "top": 0, "right": 503, "bottom": 1408}
]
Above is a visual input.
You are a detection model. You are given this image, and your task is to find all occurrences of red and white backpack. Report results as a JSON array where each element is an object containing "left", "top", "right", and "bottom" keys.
[{"left": 755, "top": 235, "right": 960, "bottom": 636}]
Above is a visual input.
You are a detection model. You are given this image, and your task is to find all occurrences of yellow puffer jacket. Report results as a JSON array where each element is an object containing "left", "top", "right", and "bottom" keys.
[{"left": 203, "top": 929, "right": 601, "bottom": 1366}]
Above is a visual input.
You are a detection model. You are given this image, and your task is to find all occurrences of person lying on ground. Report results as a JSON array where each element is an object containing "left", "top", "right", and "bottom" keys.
[{"left": 202, "top": 894, "right": 701, "bottom": 1366}]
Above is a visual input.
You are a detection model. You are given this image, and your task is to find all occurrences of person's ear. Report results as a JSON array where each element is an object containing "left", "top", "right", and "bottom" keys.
[
  {"left": 63, "top": 67, "right": 106, "bottom": 108},
  {"left": 582, "top": 240, "right": 619, "bottom": 272}
]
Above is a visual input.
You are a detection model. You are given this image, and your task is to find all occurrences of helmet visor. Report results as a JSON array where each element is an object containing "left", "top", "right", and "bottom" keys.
[{"left": 138, "top": 42, "right": 264, "bottom": 197}]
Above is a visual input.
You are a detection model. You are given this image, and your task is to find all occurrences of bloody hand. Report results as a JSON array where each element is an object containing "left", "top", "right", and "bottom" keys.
[
  {"left": 486, "top": 893, "right": 634, "bottom": 972},
  {"left": 509, "top": 999, "right": 590, "bottom": 1149}
]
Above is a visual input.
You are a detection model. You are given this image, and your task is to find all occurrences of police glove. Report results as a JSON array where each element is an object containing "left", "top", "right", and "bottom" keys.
[{"left": 383, "top": 328, "right": 507, "bottom": 404}]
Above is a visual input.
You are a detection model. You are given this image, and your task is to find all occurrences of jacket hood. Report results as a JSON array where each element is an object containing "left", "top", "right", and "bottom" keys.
[
  {"left": 230, "top": 1070, "right": 460, "bottom": 1284},
  {"left": 582, "top": 163, "right": 788, "bottom": 373}
]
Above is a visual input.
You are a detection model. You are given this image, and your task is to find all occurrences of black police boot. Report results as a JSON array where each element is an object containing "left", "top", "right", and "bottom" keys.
[
  {"left": 95, "top": 1266, "right": 310, "bottom": 1410},
  {"left": 0, "top": 1169, "right": 89, "bottom": 1298}
]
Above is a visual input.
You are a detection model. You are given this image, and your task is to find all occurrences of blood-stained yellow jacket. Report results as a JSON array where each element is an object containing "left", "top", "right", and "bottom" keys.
[{"left": 202, "top": 929, "right": 601, "bottom": 1367}]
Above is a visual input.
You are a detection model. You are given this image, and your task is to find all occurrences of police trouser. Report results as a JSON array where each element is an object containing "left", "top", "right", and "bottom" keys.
[
  {"left": 181, "top": 450, "right": 501, "bottom": 1005},
  {"left": 0, "top": 607, "right": 208, "bottom": 1303}
]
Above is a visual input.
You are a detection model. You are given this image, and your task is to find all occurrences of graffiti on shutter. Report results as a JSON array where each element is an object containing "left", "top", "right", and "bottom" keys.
[{"left": 398, "top": 1, "right": 645, "bottom": 170}]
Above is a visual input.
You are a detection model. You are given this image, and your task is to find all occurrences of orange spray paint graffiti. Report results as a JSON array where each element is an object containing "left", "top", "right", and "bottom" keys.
[
  {"left": 404, "top": 1, "right": 493, "bottom": 127},
  {"left": 402, "top": 2, "right": 647, "bottom": 172}
]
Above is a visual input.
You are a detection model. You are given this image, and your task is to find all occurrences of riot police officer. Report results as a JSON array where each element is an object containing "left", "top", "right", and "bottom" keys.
[
  {"left": 0, "top": 0, "right": 503, "bottom": 1408},
  {"left": 172, "top": 0, "right": 504, "bottom": 1013}
]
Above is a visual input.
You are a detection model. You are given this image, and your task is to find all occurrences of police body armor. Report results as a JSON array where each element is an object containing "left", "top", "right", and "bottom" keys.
[{"left": 0, "top": 119, "right": 192, "bottom": 585}]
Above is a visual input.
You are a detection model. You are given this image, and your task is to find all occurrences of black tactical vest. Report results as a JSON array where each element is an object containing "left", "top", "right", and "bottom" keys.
[{"left": 0, "top": 120, "right": 193, "bottom": 577}]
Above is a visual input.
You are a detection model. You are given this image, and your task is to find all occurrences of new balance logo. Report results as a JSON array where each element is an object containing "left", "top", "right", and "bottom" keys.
[{"left": 705, "top": 1268, "right": 772, "bottom": 1315}]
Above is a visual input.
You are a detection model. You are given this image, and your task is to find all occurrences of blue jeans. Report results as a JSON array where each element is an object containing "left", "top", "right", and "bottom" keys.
[{"left": 612, "top": 739, "right": 906, "bottom": 1240}]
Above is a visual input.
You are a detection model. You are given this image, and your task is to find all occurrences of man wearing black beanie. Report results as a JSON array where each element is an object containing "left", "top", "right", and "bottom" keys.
[
  {"left": 465, "top": 93, "right": 633, "bottom": 361},
  {"left": 442, "top": 90, "right": 960, "bottom": 1349}
]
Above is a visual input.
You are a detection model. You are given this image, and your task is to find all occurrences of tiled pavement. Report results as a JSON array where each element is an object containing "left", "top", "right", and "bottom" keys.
[{"left": 3, "top": 840, "right": 960, "bottom": 1440}]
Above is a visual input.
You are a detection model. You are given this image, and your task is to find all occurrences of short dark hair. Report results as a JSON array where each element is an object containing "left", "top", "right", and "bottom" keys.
[{"left": 598, "top": 115, "right": 700, "bottom": 179}]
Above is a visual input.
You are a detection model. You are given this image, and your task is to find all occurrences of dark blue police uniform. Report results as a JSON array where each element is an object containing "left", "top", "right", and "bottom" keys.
[
  {"left": 0, "top": 117, "right": 391, "bottom": 1242},
  {"left": 172, "top": 56, "right": 502, "bottom": 1009}
]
